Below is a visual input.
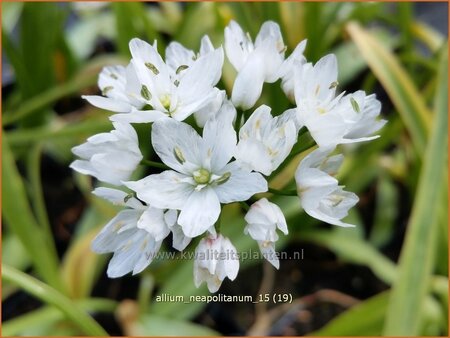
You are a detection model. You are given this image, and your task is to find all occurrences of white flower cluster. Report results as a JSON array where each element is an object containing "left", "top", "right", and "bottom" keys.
[{"left": 71, "top": 20, "right": 385, "bottom": 293}]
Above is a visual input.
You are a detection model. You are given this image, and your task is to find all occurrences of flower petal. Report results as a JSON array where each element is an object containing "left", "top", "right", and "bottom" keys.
[
  {"left": 110, "top": 107, "right": 168, "bottom": 123},
  {"left": 202, "top": 100, "right": 237, "bottom": 171},
  {"left": 224, "top": 20, "right": 253, "bottom": 71},
  {"left": 137, "top": 207, "right": 171, "bottom": 241},
  {"left": 178, "top": 188, "right": 221, "bottom": 237},
  {"left": 125, "top": 171, "right": 194, "bottom": 210},
  {"left": 82, "top": 95, "right": 131, "bottom": 113},
  {"left": 231, "top": 54, "right": 266, "bottom": 110},
  {"left": 177, "top": 47, "right": 224, "bottom": 104},
  {"left": 151, "top": 118, "right": 203, "bottom": 174},
  {"left": 214, "top": 162, "right": 268, "bottom": 203},
  {"left": 165, "top": 41, "right": 195, "bottom": 72}
]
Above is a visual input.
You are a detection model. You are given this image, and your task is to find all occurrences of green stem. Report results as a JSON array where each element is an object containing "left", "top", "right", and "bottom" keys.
[
  {"left": 27, "top": 143, "right": 59, "bottom": 263},
  {"left": 235, "top": 109, "right": 244, "bottom": 133},
  {"left": 138, "top": 273, "right": 155, "bottom": 313},
  {"left": 3, "top": 55, "right": 128, "bottom": 126},
  {"left": 268, "top": 187, "right": 298, "bottom": 196},
  {"left": 3, "top": 75, "right": 95, "bottom": 126},
  {"left": 239, "top": 201, "right": 250, "bottom": 211},
  {"left": 6, "top": 118, "right": 112, "bottom": 146},
  {"left": 2, "top": 265, "right": 109, "bottom": 336},
  {"left": 3, "top": 137, "right": 64, "bottom": 292},
  {"left": 140, "top": 159, "right": 170, "bottom": 170},
  {"left": 2, "top": 298, "right": 117, "bottom": 336}
]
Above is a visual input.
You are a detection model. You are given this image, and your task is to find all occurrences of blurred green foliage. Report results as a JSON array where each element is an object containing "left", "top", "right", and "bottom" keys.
[{"left": 1, "top": 2, "right": 448, "bottom": 336}]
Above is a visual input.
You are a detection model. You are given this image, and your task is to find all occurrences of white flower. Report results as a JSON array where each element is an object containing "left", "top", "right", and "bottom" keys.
[
  {"left": 91, "top": 187, "right": 177, "bottom": 277},
  {"left": 125, "top": 103, "right": 268, "bottom": 237},
  {"left": 334, "top": 90, "right": 387, "bottom": 142},
  {"left": 82, "top": 64, "right": 145, "bottom": 114},
  {"left": 225, "top": 20, "right": 285, "bottom": 110},
  {"left": 235, "top": 105, "right": 298, "bottom": 176},
  {"left": 278, "top": 40, "right": 307, "bottom": 102},
  {"left": 165, "top": 35, "right": 226, "bottom": 127},
  {"left": 70, "top": 122, "right": 142, "bottom": 185},
  {"left": 193, "top": 234, "right": 239, "bottom": 293},
  {"left": 294, "top": 54, "right": 386, "bottom": 148},
  {"left": 244, "top": 198, "right": 288, "bottom": 269},
  {"left": 295, "top": 147, "right": 358, "bottom": 227},
  {"left": 110, "top": 38, "right": 224, "bottom": 123}
]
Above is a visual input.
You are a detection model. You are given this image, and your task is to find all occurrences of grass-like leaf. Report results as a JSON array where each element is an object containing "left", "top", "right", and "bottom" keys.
[
  {"left": 346, "top": 21, "right": 431, "bottom": 156},
  {"left": 2, "top": 265, "right": 108, "bottom": 336},
  {"left": 383, "top": 46, "right": 448, "bottom": 335}
]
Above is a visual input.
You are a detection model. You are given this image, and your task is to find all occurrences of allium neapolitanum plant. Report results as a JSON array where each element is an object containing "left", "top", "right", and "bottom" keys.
[{"left": 71, "top": 20, "right": 385, "bottom": 293}]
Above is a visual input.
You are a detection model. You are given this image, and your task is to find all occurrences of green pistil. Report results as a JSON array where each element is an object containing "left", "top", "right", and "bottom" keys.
[{"left": 193, "top": 169, "right": 211, "bottom": 185}]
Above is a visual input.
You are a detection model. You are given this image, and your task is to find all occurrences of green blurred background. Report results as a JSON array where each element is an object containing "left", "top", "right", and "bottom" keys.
[{"left": 1, "top": 1, "right": 448, "bottom": 336}]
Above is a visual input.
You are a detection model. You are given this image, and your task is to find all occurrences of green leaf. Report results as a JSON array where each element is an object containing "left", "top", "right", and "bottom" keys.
[
  {"left": 174, "top": 2, "right": 217, "bottom": 49},
  {"left": 346, "top": 21, "right": 431, "bottom": 156},
  {"left": 383, "top": 46, "right": 448, "bottom": 335},
  {"left": 2, "top": 265, "right": 108, "bottom": 336},
  {"left": 313, "top": 292, "right": 390, "bottom": 336},
  {"left": 334, "top": 29, "right": 399, "bottom": 86},
  {"left": 124, "top": 312, "right": 219, "bottom": 336},
  {"left": 3, "top": 55, "right": 126, "bottom": 126},
  {"left": 369, "top": 174, "right": 398, "bottom": 248},
  {"left": 151, "top": 259, "right": 209, "bottom": 320},
  {"left": 1, "top": 2, "right": 23, "bottom": 34},
  {"left": 2, "top": 137, "right": 64, "bottom": 292},
  {"left": 16, "top": 3, "right": 70, "bottom": 127},
  {"left": 2, "top": 298, "right": 117, "bottom": 336},
  {"left": 300, "top": 229, "right": 396, "bottom": 285}
]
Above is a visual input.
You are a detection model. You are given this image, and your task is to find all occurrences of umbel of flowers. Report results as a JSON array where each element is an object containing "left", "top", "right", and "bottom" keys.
[{"left": 71, "top": 21, "right": 386, "bottom": 293}]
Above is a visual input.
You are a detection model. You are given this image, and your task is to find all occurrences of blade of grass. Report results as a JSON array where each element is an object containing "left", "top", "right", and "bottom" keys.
[
  {"left": 2, "top": 265, "right": 108, "bottom": 336},
  {"left": 6, "top": 117, "right": 112, "bottom": 146},
  {"left": 346, "top": 21, "right": 431, "bottom": 156},
  {"left": 411, "top": 21, "right": 445, "bottom": 53},
  {"left": 26, "top": 143, "right": 58, "bottom": 260},
  {"left": 312, "top": 292, "right": 390, "bottom": 336},
  {"left": 2, "top": 137, "right": 64, "bottom": 292},
  {"left": 3, "top": 55, "right": 127, "bottom": 126},
  {"left": 2, "top": 298, "right": 117, "bottom": 336},
  {"left": 383, "top": 46, "right": 448, "bottom": 335}
]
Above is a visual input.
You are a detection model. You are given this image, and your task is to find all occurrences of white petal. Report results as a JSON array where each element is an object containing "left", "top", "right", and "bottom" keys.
[
  {"left": 234, "top": 138, "right": 273, "bottom": 175},
  {"left": 178, "top": 188, "right": 221, "bottom": 237},
  {"left": 170, "top": 223, "right": 192, "bottom": 251},
  {"left": 92, "top": 187, "right": 144, "bottom": 210},
  {"left": 202, "top": 101, "right": 237, "bottom": 172},
  {"left": 151, "top": 118, "right": 203, "bottom": 174},
  {"left": 110, "top": 108, "right": 168, "bottom": 123},
  {"left": 224, "top": 20, "right": 253, "bottom": 71},
  {"left": 279, "top": 40, "right": 307, "bottom": 102},
  {"left": 98, "top": 65, "right": 128, "bottom": 102},
  {"left": 132, "top": 239, "right": 162, "bottom": 275},
  {"left": 216, "top": 237, "right": 239, "bottom": 281},
  {"left": 137, "top": 207, "right": 171, "bottom": 241},
  {"left": 70, "top": 159, "right": 97, "bottom": 178},
  {"left": 125, "top": 171, "right": 194, "bottom": 210},
  {"left": 177, "top": 47, "right": 224, "bottom": 103},
  {"left": 193, "top": 89, "right": 226, "bottom": 128},
  {"left": 255, "top": 21, "right": 283, "bottom": 49},
  {"left": 258, "top": 241, "right": 279, "bottom": 269},
  {"left": 82, "top": 95, "right": 131, "bottom": 113},
  {"left": 165, "top": 41, "right": 195, "bottom": 71},
  {"left": 200, "top": 35, "right": 215, "bottom": 55},
  {"left": 231, "top": 54, "right": 266, "bottom": 110},
  {"left": 164, "top": 209, "right": 178, "bottom": 227},
  {"left": 214, "top": 162, "right": 268, "bottom": 203},
  {"left": 91, "top": 210, "right": 141, "bottom": 254},
  {"left": 311, "top": 54, "right": 338, "bottom": 101},
  {"left": 129, "top": 38, "right": 169, "bottom": 80}
]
